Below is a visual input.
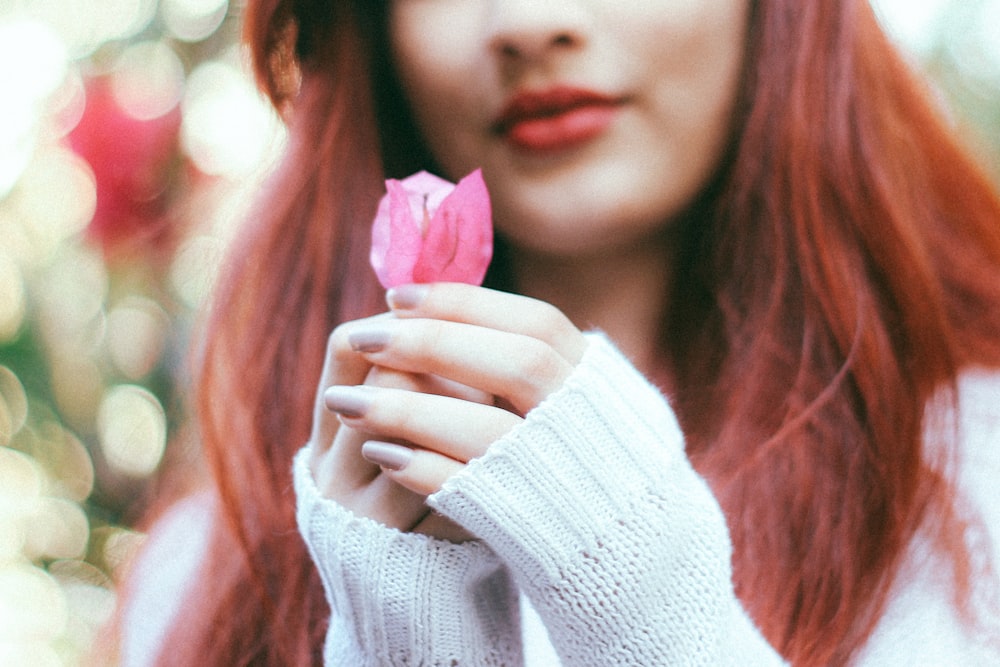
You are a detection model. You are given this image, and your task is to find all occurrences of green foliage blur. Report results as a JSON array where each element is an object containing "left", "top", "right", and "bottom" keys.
[
  {"left": 0, "top": 1, "right": 285, "bottom": 664},
  {"left": 0, "top": 1, "right": 997, "bottom": 665}
]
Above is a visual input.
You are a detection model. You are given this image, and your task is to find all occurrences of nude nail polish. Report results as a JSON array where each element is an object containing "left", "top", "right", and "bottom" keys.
[
  {"left": 387, "top": 284, "right": 428, "bottom": 310},
  {"left": 324, "top": 386, "right": 372, "bottom": 418},
  {"left": 348, "top": 328, "right": 390, "bottom": 353},
  {"left": 362, "top": 441, "right": 413, "bottom": 471}
]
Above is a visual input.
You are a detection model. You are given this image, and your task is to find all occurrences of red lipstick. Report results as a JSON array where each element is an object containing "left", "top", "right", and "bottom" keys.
[{"left": 493, "top": 87, "right": 624, "bottom": 153}]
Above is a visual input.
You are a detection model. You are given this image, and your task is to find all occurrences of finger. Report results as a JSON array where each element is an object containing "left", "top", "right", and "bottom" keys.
[
  {"left": 325, "top": 385, "right": 522, "bottom": 462},
  {"left": 319, "top": 364, "right": 492, "bottom": 490},
  {"left": 386, "top": 283, "right": 588, "bottom": 365},
  {"left": 366, "top": 365, "right": 492, "bottom": 406},
  {"left": 309, "top": 314, "right": 393, "bottom": 453},
  {"left": 346, "top": 318, "right": 575, "bottom": 414},
  {"left": 318, "top": 363, "right": 443, "bottom": 493},
  {"left": 311, "top": 421, "right": 380, "bottom": 498},
  {"left": 360, "top": 441, "right": 465, "bottom": 497},
  {"left": 353, "top": 473, "right": 433, "bottom": 531}
]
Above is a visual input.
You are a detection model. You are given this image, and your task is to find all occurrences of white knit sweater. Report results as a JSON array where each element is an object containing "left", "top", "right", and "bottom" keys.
[
  {"left": 122, "top": 335, "right": 1000, "bottom": 665},
  {"left": 291, "top": 334, "right": 1000, "bottom": 666}
]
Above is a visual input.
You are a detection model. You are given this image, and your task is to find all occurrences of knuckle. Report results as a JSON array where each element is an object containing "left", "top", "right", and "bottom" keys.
[
  {"left": 392, "top": 403, "right": 419, "bottom": 440},
  {"left": 367, "top": 367, "right": 418, "bottom": 391},
  {"left": 537, "top": 301, "right": 568, "bottom": 331},
  {"left": 512, "top": 341, "right": 563, "bottom": 394},
  {"left": 450, "top": 284, "right": 479, "bottom": 313},
  {"left": 328, "top": 322, "right": 355, "bottom": 358},
  {"left": 365, "top": 387, "right": 415, "bottom": 436},
  {"left": 528, "top": 301, "right": 574, "bottom": 342},
  {"left": 410, "top": 319, "right": 447, "bottom": 362}
]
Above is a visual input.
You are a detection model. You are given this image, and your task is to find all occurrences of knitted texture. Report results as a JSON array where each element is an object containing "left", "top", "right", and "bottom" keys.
[
  {"left": 293, "top": 450, "right": 523, "bottom": 666},
  {"left": 428, "top": 333, "right": 785, "bottom": 666},
  {"left": 127, "top": 347, "right": 1000, "bottom": 664}
]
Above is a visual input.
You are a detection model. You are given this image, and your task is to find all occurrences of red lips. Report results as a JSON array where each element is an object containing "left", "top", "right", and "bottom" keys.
[{"left": 493, "top": 86, "right": 624, "bottom": 153}]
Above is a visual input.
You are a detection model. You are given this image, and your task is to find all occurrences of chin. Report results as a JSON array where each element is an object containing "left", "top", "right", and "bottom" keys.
[
  {"left": 498, "top": 216, "right": 652, "bottom": 263},
  {"left": 495, "top": 190, "right": 682, "bottom": 259}
]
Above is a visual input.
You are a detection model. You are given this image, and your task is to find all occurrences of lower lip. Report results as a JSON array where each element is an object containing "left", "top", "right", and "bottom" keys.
[{"left": 503, "top": 105, "right": 620, "bottom": 153}]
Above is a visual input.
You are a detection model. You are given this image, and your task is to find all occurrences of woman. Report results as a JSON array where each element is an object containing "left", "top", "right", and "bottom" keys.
[{"left": 119, "top": 0, "right": 1000, "bottom": 664}]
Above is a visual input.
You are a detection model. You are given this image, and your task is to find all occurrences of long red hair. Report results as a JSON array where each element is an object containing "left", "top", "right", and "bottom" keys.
[{"left": 142, "top": 0, "right": 1000, "bottom": 664}]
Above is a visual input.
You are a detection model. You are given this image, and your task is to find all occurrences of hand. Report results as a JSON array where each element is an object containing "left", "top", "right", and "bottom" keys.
[
  {"left": 323, "top": 283, "right": 588, "bottom": 502},
  {"left": 307, "top": 313, "right": 478, "bottom": 541}
]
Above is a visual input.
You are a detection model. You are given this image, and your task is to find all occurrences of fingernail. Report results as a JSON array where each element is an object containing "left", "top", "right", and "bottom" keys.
[
  {"left": 324, "top": 386, "right": 372, "bottom": 418},
  {"left": 387, "top": 284, "right": 428, "bottom": 310},
  {"left": 348, "top": 327, "right": 390, "bottom": 353},
  {"left": 362, "top": 441, "right": 413, "bottom": 471}
]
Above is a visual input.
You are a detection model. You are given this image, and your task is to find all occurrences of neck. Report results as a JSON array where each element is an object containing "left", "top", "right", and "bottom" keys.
[{"left": 509, "top": 239, "right": 674, "bottom": 382}]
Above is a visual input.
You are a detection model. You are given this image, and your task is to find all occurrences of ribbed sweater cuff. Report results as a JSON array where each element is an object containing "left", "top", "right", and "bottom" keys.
[
  {"left": 428, "top": 333, "right": 744, "bottom": 663},
  {"left": 293, "top": 448, "right": 522, "bottom": 667},
  {"left": 428, "top": 332, "right": 688, "bottom": 580}
]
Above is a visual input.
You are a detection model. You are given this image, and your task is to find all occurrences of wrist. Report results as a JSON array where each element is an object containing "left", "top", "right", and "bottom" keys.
[{"left": 293, "top": 448, "right": 523, "bottom": 665}]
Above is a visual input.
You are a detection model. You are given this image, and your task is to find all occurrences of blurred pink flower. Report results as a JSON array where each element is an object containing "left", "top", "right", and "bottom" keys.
[
  {"left": 370, "top": 169, "right": 493, "bottom": 288},
  {"left": 68, "top": 78, "right": 181, "bottom": 256}
]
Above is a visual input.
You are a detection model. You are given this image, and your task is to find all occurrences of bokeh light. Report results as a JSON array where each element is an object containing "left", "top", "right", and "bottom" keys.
[
  {"left": 97, "top": 527, "right": 146, "bottom": 579},
  {"left": 162, "top": 0, "right": 229, "bottom": 43},
  {"left": 105, "top": 298, "right": 170, "bottom": 380},
  {"left": 0, "top": 446, "right": 42, "bottom": 506},
  {"left": 97, "top": 385, "right": 167, "bottom": 478},
  {"left": 0, "top": 1, "right": 247, "bottom": 663},
  {"left": 0, "top": 366, "right": 28, "bottom": 446},
  {"left": 28, "top": 424, "right": 95, "bottom": 503},
  {"left": 23, "top": 498, "right": 90, "bottom": 562},
  {"left": 0, "top": 17, "right": 67, "bottom": 197},
  {"left": 0, "top": 641, "right": 61, "bottom": 667},
  {"left": 11, "top": 147, "right": 97, "bottom": 265},
  {"left": 0, "top": 563, "right": 68, "bottom": 643},
  {"left": 0, "top": 1, "right": 998, "bottom": 665},
  {"left": 977, "top": 2, "right": 1000, "bottom": 72},
  {"left": 170, "top": 233, "right": 227, "bottom": 308},
  {"left": 111, "top": 41, "right": 186, "bottom": 122},
  {"left": 12, "top": 0, "right": 158, "bottom": 59},
  {"left": 872, "top": 0, "right": 952, "bottom": 54},
  {"left": 0, "top": 251, "right": 27, "bottom": 342},
  {"left": 181, "top": 55, "right": 285, "bottom": 177},
  {"left": 944, "top": 2, "right": 1000, "bottom": 87},
  {"left": 0, "top": 448, "right": 43, "bottom": 562}
]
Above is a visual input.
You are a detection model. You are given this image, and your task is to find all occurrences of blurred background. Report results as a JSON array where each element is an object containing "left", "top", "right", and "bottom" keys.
[{"left": 0, "top": 0, "right": 997, "bottom": 664}]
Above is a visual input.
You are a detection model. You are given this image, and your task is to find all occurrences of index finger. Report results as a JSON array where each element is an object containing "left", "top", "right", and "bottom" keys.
[
  {"left": 385, "top": 283, "right": 587, "bottom": 365},
  {"left": 309, "top": 313, "right": 392, "bottom": 451}
]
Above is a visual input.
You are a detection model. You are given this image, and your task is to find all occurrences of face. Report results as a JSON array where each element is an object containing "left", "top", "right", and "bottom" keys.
[{"left": 389, "top": 0, "right": 750, "bottom": 259}]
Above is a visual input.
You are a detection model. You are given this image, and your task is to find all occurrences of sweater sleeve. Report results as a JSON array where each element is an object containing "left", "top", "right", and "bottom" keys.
[
  {"left": 428, "top": 333, "right": 786, "bottom": 666},
  {"left": 292, "top": 448, "right": 524, "bottom": 666}
]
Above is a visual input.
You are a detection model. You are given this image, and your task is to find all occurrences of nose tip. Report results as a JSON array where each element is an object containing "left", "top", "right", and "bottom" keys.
[
  {"left": 494, "top": 31, "right": 580, "bottom": 60},
  {"left": 486, "top": 4, "right": 588, "bottom": 63}
]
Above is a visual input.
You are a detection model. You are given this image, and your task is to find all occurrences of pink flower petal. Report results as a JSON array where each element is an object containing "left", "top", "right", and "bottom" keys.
[
  {"left": 370, "top": 169, "right": 493, "bottom": 289},
  {"left": 398, "top": 171, "right": 453, "bottom": 219},
  {"left": 370, "top": 179, "right": 421, "bottom": 288},
  {"left": 413, "top": 170, "right": 492, "bottom": 285}
]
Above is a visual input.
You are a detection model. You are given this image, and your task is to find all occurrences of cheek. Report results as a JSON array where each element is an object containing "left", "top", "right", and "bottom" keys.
[
  {"left": 618, "top": 0, "right": 748, "bottom": 100},
  {"left": 638, "top": 3, "right": 749, "bottom": 174},
  {"left": 389, "top": 4, "right": 485, "bottom": 155}
]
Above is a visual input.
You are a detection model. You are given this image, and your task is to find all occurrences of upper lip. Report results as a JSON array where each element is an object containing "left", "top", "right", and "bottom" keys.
[{"left": 492, "top": 86, "right": 624, "bottom": 135}]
